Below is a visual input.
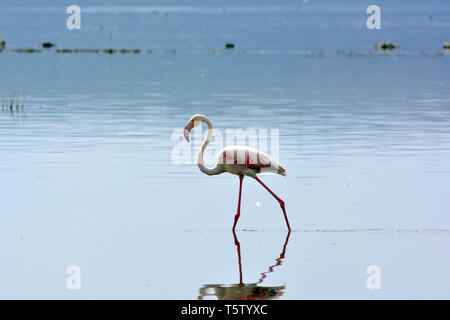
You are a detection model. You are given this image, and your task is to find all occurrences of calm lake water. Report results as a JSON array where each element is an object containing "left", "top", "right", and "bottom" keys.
[{"left": 0, "top": 0, "right": 449, "bottom": 299}]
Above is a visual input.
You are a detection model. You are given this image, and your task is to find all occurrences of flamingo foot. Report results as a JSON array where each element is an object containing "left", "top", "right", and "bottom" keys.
[
  {"left": 254, "top": 176, "right": 291, "bottom": 231},
  {"left": 278, "top": 200, "right": 291, "bottom": 231}
]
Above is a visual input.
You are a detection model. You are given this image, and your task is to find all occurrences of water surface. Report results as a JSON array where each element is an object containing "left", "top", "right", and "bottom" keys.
[{"left": 0, "top": 0, "right": 449, "bottom": 299}]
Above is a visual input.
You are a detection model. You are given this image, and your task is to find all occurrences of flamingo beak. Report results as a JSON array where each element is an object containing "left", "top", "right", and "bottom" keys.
[{"left": 183, "top": 121, "right": 194, "bottom": 142}]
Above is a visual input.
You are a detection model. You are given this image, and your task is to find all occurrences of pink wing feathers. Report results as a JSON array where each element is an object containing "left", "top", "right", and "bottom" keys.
[{"left": 221, "top": 146, "right": 286, "bottom": 176}]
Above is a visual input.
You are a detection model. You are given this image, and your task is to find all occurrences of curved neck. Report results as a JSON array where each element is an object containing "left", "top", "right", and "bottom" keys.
[{"left": 197, "top": 116, "right": 223, "bottom": 176}]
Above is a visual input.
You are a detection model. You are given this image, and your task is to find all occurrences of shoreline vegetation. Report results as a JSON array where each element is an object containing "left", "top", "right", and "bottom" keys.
[{"left": 0, "top": 39, "right": 448, "bottom": 56}]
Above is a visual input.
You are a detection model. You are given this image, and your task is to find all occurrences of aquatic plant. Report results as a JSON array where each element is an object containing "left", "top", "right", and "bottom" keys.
[
  {"left": 0, "top": 38, "right": 5, "bottom": 52},
  {"left": 1, "top": 90, "right": 27, "bottom": 122}
]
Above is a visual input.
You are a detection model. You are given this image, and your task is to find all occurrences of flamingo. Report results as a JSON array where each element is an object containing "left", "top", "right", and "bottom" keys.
[{"left": 183, "top": 114, "right": 291, "bottom": 231}]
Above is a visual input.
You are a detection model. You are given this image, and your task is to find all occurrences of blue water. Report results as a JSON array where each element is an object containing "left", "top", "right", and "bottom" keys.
[{"left": 0, "top": 0, "right": 449, "bottom": 299}]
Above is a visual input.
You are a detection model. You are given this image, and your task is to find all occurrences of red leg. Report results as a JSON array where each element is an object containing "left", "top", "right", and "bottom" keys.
[
  {"left": 232, "top": 175, "right": 244, "bottom": 231},
  {"left": 232, "top": 230, "right": 243, "bottom": 284},
  {"left": 257, "top": 230, "right": 291, "bottom": 284},
  {"left": 254, "top": 176, "right": 291, "bottom": 231}
]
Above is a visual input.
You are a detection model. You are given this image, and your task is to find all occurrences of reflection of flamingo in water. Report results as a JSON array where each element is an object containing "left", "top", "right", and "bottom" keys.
[
  {"left": 183, "top": 114, "right": 291, "bottom": 231},
  {"left": 198, "top": 230, "right": 291, "bottom": 300}
]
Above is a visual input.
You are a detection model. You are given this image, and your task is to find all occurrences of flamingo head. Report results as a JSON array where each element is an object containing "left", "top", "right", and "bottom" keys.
[{"left": 183, "top": 114, "right": 205, "bottom": 142}]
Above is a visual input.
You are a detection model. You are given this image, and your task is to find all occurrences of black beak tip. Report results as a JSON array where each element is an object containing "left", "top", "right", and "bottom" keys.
[{"left": 183, "top": 129, "right": 190, "bottom": 142}]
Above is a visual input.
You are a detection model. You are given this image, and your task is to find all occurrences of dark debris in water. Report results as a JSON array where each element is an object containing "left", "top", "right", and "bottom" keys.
[
  {"left": 444, "top": 41, "right": 450, "bottom": 51},
  {"left": 12, "top": 48, "right": 42, "bottom": 54},
  {"left": 0, "top": 38, "right": 5, "bottom": 52},
  {"left": 119, "top": 48, "right": 140, "bottom": 54},
  {"left": 1, "top": 44, "right": 448, "bottom": 57},
  {"left": 375, "top": 41, "right": 399, "bottom": 51},
  {"left": 41, "top": 42, "right": 55, "bottom": 48},
  {"left": 56, "top": 48, "right": 73, "bottom": 53},
  {"left": 75, "top": 49, "right": 100, "bottom": 54},
  {"left": 103, "top": 48, "right": 116, "bottom": 54}
]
